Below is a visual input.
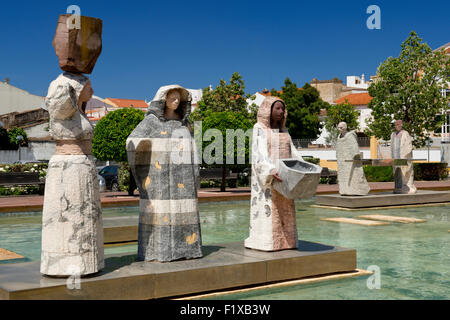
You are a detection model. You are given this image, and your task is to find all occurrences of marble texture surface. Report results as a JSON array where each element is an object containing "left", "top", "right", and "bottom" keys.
[
  {"left": 336, "top": 130, "right": 370, "bottom": 196},
  {"left": 127, "top": 85, "right": 202, "bottom": 262},
  {"left": 40, "top": 72, "right": 103, "bottom": 276},
  {"left": 245, "top": 96, "right": 321, "bottom": 252},
  {"left": 390, "top": 130, "right": 417, "bottom": 194}
]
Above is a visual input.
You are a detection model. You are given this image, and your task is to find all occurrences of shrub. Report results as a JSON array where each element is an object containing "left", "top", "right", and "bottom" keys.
[
  {"left": 363, "top": 162, "right": 449, "bottom": 182},
  {"left": 363, "top": 166, "right": 394, "bottom": 182},
  {"left": 0, "top": 163, "right": 47, "bottom": 196},
  {"left": 303, "top": 156, "right": 321, "bottom": 165},
  {"left": 92, "top": 108, "right": 145, "bottom": 162},
  {"left": 118, "top": 162, "right": 131, "bottom": 192},
  {"left": 414, "top": 163, "right": 448, "bottom": 181},
  {"left": 7, "top": 127, "right": 28, "bottom": 149}
]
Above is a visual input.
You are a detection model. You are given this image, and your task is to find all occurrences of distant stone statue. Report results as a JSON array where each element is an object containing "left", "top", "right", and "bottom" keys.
[
  {"left": 245, "top": 97, "right": 321, "bottom": 252},
  {"left": 390, "top": 120, "right": 417, "bottom": 194},
  {"left": 127, "top": 85, "right": 202, "bottom": 262},
  {"left": 336, "top": 122, "right": 370, "bottom": 196},
  {"left": 41, "top": 15, "right": 104, "bottom": 276}
]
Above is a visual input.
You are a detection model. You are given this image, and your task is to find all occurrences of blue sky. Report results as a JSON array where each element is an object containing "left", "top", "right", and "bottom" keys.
[{"left": 0, "top": 0, "right": 448, "bottom": 100}]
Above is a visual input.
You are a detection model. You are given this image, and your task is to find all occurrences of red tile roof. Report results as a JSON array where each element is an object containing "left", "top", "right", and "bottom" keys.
[
  {"left": 335, "top": 92, "right": 373, "bottom": 105},
  {"left": 106, "top": 98, "right": 148, "bottom": 109}
]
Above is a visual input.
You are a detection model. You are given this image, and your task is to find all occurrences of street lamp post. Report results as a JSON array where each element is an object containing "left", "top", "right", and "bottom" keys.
[
  {"left": 426, "top": 138, "right": 432, "bottom": 162},
  {"left": 16, "top": 135, "right": 23, "bottom": 163}
]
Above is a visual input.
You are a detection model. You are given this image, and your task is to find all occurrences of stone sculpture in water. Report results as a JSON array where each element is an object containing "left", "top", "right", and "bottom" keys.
[
  {"left": 390, "top": 120, "right": 417, "bottom": 194},
  {"left": 41, "top": 14, "right": 104, "bottom": 276},
  {"left": 335, "top": 122, "right": 370, "bottom": 196},
  {"left": 127, "top": 85, "right": 202, "bottom": 262},
  {"left": 245, "top": 96, "right": 321, "bottom": 252}
]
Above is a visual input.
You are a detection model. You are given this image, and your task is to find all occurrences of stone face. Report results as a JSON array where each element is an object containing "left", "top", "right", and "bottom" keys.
[
  {"left": 245, "top": 96, "right": 322, "bottom": 252},
  {"left": 127, "top": 85, "right": 202, "bottom": 262},
  {"left": 336, "top": 130, "right": 370, "bottom": 196},
  {"left": 52, "top": 14, "right": 102, "bottom": 74},
  {"left": 390, "top": 130, "right": 417, "bottom": 194}
]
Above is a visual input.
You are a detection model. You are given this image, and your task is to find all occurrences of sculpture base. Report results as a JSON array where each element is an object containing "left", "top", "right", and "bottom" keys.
[
  {"left": 315, "top": 190, "right": 450, "bottom": 209},
  {"left": 0, "top": 241, "right": 356, "bottom": 300}
]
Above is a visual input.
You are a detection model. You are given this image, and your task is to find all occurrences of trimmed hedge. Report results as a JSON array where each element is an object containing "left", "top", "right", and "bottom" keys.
[
  {"left": 363, "top": 162, "right": 449, "bottom": 182},
  {"left": 414, "top": 163, "right": 448, "bottom": 181},
  {"left": 363, "top": 166, "right": 394, "bottom": 182}
]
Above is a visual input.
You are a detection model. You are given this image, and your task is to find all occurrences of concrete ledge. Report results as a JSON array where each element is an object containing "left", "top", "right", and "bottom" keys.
[
  {"left": 315, "top": 190, "right": 450, "bottom": 209},
  {"left": 0, "top": 241, "right": 356, "bottom": 300}
]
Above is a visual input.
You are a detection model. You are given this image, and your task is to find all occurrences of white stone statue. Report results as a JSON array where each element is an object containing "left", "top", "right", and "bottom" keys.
[
  {"left": 336, "top": 122, "right": 370, "bottom": 196},
  {"left": 40, "top": 72, "right": 104, "bottom": 277},
  {"left": 245, "top": 97, "right": 321, "bottom": 252},
  {"left": 390, "top": 120, "right": 417, "bottom": 194}
]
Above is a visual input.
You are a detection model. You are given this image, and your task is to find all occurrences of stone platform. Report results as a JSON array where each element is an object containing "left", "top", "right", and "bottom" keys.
[
  {"left": 0, "top": 241, "right": 356, "bottom": 300},
  {"left": 103, "top": 216, "right": 138, "bottom": 244},
  {"left": 315, "top": 190, "right": 450, "bottom": 209}
]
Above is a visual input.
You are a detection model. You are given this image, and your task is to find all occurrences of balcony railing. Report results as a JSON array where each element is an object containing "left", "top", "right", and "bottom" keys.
[{"left": 292, "top": 137, "right": 371, "bottom": 149}]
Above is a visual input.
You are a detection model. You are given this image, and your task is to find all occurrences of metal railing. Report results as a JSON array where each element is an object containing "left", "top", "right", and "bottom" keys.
[{"left": 292, "top": 137, "right": 371, "bottom": 149}]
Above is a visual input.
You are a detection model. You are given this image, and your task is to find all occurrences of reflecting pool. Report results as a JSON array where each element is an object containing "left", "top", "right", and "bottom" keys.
[{"left": 0, "top": 200, "right": 449, "bottom": 299}]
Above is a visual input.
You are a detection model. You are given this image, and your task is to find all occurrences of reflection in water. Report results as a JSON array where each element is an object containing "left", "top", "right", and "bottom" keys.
[{"left": 0, "top": 200, "right": 449, "bottom": 299}]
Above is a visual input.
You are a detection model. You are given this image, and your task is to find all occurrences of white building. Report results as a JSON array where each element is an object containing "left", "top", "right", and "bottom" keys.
[{"left": 0, "top": 79, "right": 45, "bottom": 115}]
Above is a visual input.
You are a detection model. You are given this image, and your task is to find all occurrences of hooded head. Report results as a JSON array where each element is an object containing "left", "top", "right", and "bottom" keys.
[
  {"left": 146, "top": 84, "right": 192, "bottom": 125},
  {"left": 257, "top": 96, "right": 288, "bottom": 130}
]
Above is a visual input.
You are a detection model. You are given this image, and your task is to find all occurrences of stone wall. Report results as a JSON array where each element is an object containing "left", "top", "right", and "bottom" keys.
[{"left": 0, "top": 141, "right": 55, "bottom": 163}]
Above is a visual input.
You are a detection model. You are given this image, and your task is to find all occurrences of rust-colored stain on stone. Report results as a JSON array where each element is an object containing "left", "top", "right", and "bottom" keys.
[
  {"left": 142, "top": 177, "right": 151, "bottom": 189},
  {"left": 163, "top": 216, "right": 168, "bottom": 223},
  {"left": 186, "top": 233, "right": 197, "bottom": 244}
]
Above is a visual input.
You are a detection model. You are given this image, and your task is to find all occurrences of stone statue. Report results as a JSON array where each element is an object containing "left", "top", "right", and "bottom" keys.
[
  {"left": 336, "top": 122, "right": 370, "bottom": 196},
  {"left": 245, "top": 97, "right": 321, "bottom": 252},
  {"left": 41, "top": 15, "right": 104, "bottom": 276},
  {"left": 127, "top": 85, "right": 202, "bottom": 262},
  {"left": 390, "top": 120, "right": 417, "bottom": 194}
]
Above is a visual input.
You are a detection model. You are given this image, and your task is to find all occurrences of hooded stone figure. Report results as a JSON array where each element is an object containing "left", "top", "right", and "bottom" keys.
[
  {"left": 126, "top": 85, "right": 202, "bottom": 262},
  {"left": 245, "top": 96, "right": 309, "bottom": 251}
]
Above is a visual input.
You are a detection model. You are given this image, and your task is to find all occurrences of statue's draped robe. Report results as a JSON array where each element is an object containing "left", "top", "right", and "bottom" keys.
[
  {"left": 41, "top": 72, "right": 104, "bottom": 276},
  {"left": 390, "top": 130, "right": 416, "bottom": 194},
  {"left": 245, "top": 96, "right": 303, "bottom": 251},
  {"left": 336, "top": 130, "right": 370, "bottom": 195},
  {"left": 127, "top": 85, "right": 202, "bottom": 262}
]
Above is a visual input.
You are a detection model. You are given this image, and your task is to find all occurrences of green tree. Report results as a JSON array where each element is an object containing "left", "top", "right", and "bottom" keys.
[
  {"left": 324, "top": 101, "right": 360, "bottom": 145},
  {"left": 366, "top": 31, "right": 450, "bottom": 147},
  {"left": 199, "top": 110, "right": 253, "bottom": 191},
  {"left": 92, "top": 108, "right": 145, "bottom": 162},
  {"left": 7, "top": 127, "right": 28, "bottom": 150},
  {"left": 271, "top": 79, "right": 329, "bottom": 139},
  {"left": 191, "top": 72, "right": 256, "bottom": 191},
  {"left": 191, "top": 72, "right": 257, "bottom": 122}
]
